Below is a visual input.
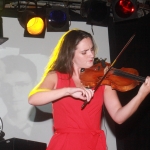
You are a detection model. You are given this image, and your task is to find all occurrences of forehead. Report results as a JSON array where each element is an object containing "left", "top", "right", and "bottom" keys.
[{"left": 76, "top": 37, "right": 93, "bottom": 50}]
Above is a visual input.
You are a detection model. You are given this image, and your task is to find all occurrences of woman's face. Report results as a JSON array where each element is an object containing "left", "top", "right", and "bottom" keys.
[{"left": 73, "top": 37, "right": 95, "bottom": 69}]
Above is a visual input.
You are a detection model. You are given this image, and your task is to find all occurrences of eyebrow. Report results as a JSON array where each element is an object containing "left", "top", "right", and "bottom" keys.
[{"left": 81, "top": 46, "right": 94, "bottom": 52}]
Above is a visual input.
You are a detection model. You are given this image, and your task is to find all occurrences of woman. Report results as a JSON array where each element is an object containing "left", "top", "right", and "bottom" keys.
[{"left": 28, "top": 29, "right": 150, "bottom": 150}]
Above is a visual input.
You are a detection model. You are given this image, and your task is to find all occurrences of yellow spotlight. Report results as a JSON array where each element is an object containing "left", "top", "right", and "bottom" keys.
[
  {"left": 27, "top": 17, "right": 44, "bottom": 35},
  {"left": 18, "top": 10, "right": 46, "bottom": 38}
]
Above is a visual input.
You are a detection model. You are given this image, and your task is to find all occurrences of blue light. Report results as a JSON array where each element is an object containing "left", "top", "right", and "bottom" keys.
[{"left": 48, "top": 10, "right": 67, "bottom": 28}]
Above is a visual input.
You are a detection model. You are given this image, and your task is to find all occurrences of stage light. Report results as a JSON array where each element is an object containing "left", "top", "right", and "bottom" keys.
[
  {"left": 86, "top": 0, "right": 109, "bottom": 27},
  {"left": 0, "top": 17, "right": 8, "bottom": 45},
  {"left": 112, "top": 0, "right": 138, "bottom": 22},
  {"left": 0, "top": 37, "right": 8, "bottom": 45},
  {"left": 46, "top": 6, "right": 69, "bottom": 32},
  {"left": 18, "top": 10, "right": 46, "bottom": 38},
  {"left": 27, "top": 17, "right": 44, "bottom": 35}
]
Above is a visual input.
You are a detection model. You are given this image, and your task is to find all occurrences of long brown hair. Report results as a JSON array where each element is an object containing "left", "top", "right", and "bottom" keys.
[
  {"left": 51, "top": 29, "right": 97, "bottom": 77},
  {"left": 29, "top": 30, "right": 97, "bottom": 96}
]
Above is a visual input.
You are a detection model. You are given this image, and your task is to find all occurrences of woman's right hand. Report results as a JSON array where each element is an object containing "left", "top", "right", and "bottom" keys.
[{"left": 67, "top": 87, "right": 94, "bottom": 102}]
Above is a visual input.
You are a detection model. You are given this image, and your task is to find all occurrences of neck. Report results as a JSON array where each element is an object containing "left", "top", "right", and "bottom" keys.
[{"left": 73, "top": 68, "right": 81, "bottom": 78}]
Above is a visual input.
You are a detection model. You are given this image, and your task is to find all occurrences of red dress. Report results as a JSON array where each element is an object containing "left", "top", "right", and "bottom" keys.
[{"left": 47, "top": 72, "right": 106, "bottom": 150}]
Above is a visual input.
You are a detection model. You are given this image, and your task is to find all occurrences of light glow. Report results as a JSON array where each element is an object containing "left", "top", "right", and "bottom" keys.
[{"left": 27, "top": 17, "right": 44, "bottom": 35}]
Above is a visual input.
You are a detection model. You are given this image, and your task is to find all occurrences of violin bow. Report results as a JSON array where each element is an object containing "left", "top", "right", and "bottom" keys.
[{"left": 81, "top": 34, "right": 136, "bottom": 110}]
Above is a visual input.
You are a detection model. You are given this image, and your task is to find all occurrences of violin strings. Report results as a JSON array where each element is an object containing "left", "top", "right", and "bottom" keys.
[{"left": 113, "top": 69, "right": 145, "bottom": 83}]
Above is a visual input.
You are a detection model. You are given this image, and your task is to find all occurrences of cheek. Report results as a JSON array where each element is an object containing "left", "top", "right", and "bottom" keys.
[
  {"left": 73, "top": 53, "right": 82, "bottom": 63},
  {"left": 73, "top": 57, "right": 84, "bottom": 68},
  {"left": 75, "top": 55, "right": 85, "bottom": 63}
]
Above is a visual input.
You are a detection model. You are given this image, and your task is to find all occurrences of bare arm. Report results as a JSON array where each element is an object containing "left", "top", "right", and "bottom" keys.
[
  {"left": 104, "top": 77, "right": 150, "bottom": 124},
  {"left": 28, "top": 71, "right": 94, "bottom": 106}
]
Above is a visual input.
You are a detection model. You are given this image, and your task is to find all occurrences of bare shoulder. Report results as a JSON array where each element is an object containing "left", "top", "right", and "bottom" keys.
[
  {"left": 39, "top": 71, "right": 58, "bottom": 90},
  {"left": 47, "top": 71, "right": 57, "bottom": 78},
  {"left": 104, "top": 85, "right": 113, "bottom": 92},
  {"left": 104, "top": 85, "right": 118, "bottom": 101}
]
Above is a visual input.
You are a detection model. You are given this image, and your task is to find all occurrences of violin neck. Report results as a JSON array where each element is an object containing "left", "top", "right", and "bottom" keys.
[{"left": 114, "top": 69, "right": 145, "bottom": 83}]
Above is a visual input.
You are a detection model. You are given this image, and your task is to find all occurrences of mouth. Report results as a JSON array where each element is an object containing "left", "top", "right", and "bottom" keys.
[{"left": 88, "top": 59, "right": 94, "bottom": 63}]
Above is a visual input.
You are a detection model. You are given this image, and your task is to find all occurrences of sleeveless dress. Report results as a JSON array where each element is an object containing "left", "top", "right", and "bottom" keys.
[{"left": 46, "top": 72, "right": 106, "bottom": 150}]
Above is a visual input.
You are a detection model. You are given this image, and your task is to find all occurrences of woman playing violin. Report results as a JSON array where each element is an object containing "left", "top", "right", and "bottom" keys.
[{"left": 28, "top": 29, "right": 150, "bottom": 150}]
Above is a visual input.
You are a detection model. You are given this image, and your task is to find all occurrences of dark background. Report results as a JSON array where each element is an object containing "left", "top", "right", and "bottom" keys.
[{"left": 108, "top": 14, "right": 150, "bottom": 150}]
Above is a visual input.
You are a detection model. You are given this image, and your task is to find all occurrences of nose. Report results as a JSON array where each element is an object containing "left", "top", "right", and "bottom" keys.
[{"left": 88, "top": 49, "right": 94, "bottom": 58}]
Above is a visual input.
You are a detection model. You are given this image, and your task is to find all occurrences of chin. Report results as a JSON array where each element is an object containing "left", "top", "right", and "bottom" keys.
[
  {"left": 80, "top": 62, "right": 93, "bottom": 68},
  {"left": 84, "top": 64, "right": 93, "bottom": 68},
  {"left": 88, "top": 62, "right": 94, "bottom": 67}
]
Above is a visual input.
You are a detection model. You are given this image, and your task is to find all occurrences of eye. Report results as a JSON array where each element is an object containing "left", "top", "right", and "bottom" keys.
[
  {"left": 81, "top": 51, "right": 86, "bottom": 55},
  {"left": 81, "top": 50, "right": 87, "bottom": 55}
]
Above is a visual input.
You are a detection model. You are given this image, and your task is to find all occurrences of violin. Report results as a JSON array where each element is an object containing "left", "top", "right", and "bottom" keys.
[
  {"left": 80, "top": 34, "right": 143, "bottom": 109},
  {"left": 80, "top": 58, "right": 145, "bottom": 92}
]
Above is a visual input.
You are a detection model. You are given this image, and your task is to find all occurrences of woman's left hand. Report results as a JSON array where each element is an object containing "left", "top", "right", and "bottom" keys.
[{"left": 138, "top": 76, "right": 150, "bottom": 98}]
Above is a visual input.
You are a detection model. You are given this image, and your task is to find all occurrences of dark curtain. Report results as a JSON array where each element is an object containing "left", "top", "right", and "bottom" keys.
[{"left": 108, "top": 14, "right": 150, "bottom": 150}]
